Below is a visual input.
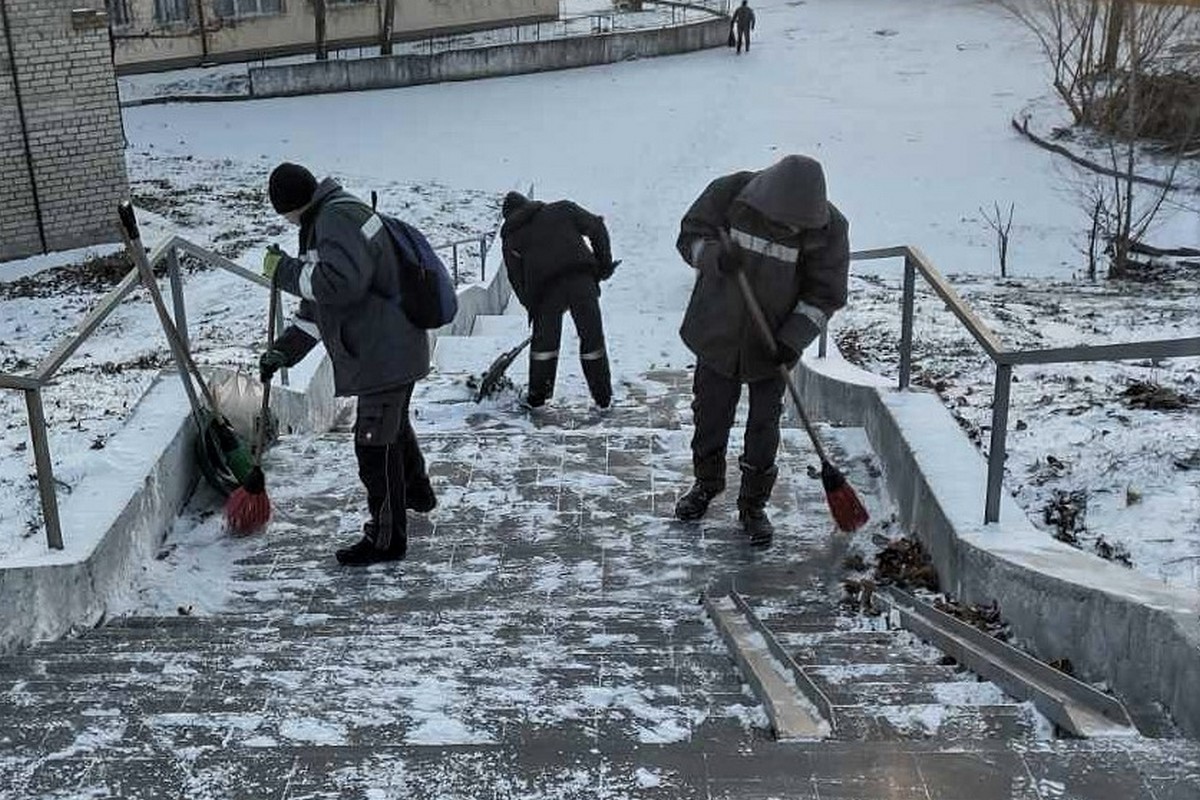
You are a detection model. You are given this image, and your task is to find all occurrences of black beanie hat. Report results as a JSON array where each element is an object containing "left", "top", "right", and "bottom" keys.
[
  {"left": 268, "top": 162, "right": 318, "bottom": 214},
  {"left": 502, "top": 191, "right": 528, "bottom": 218}
]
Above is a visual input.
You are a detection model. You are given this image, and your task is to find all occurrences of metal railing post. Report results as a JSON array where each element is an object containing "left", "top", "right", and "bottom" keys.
[
  {"left": 166, "top": 246, "right": 189, "bottom": 351},
  {"left": 275, "top": 295, "right": 289, "bottom": 388},
  {"left": 899, "top": 254, "right": 916, "bottom": 389},
  {"left": 24, "top": 387, "right": 63, "bottom": 550},
  {"left": 479, "top": 235, "right": 488, "bottom": 283},
  {"left": 818, "top": 322, "right": 828, "bottom": 358},
  {"left": 985, "top": 363, "right": 1013, "bottom": 524}
]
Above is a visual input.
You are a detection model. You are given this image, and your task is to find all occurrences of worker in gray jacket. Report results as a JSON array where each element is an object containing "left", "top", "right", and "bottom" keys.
[
  {"left": 258, "top": 162, "right": 434, "bottom": 567},
  {"left": 675, "top": 155, "right": 849, "bottom": 545},
  {"left": 731, "top": 0, "right": 755, "bottom": 54}
]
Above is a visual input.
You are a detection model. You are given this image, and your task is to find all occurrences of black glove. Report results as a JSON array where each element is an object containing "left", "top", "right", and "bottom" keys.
[
  {"left": 773, "top": 341, "right": 798, "bottom": 366},
  {"left": 597, "top": 258, "right": 621, "bottom": 282},
  {"left": 774, "top": 312, "right": 822, "bottom": 366},
  {"left": 696, "top": 240, "right": 737, "bottom": 277},
  {"left": 259, "top": 348, "right": 289, "bottom": 383}
]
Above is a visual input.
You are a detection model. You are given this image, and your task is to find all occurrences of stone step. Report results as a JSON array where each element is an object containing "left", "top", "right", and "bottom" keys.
[
  {"left": 831, "top": 702, "right": 1039, "bottom": 742},
  {"left": 805, "top": 662, "right": 968, "bottom": 691},
  {"left": 470, "top": 314, "right": 529, "bottom": 339},
  {"left": 432, "top": 334, "right": 527, "bottom": 376},
  {"left": 818, "top": 678, "right": 1014, "bottom": 708}
]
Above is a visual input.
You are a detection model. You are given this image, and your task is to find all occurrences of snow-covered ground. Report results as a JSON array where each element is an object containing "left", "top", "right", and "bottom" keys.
[{"left": 2, "top": 0, "right": 1198, "bottom": 589}]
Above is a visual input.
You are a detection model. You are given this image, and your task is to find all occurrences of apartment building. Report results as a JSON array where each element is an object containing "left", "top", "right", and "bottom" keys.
[{"left": 107, "top": 0, "right": 559, "bottom": 73}]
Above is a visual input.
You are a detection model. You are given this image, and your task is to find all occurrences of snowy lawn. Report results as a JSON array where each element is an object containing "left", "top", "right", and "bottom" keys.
[{"left": 2, "top": 0, "right": 1198, "bottom": 588}]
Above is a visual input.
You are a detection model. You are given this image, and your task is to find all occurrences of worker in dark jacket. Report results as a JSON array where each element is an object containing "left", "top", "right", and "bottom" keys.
[
  {"left": 731, "top": 0, "right": 755, "bottom": 54},
  {"left": 500, "top": 191, "right": 616, "bottom": 409},
  {"left": 675, "top": 155, "right": 849, "bottom": 545},
  {"left": 257, "top": 162, "right": 434, "bottom": 566}
]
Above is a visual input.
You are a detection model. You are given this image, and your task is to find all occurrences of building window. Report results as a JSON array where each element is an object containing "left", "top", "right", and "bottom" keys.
[
  {"left": 154, "top": 0, "right": 192, "bottom": 25},
  {"left": 219, "top": 0, "right": 284, "bottom": 18},
  {"left": 105, "top": 0, "right": 132, "bottom": 27}
]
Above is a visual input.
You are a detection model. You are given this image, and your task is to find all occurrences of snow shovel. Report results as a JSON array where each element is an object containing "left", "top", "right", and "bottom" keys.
[
  {"left": 117, "top": 202, "right": 253, "bottom": 497},
  {"left": 474, "top": 335, "right": 532, "bottom": 402}
]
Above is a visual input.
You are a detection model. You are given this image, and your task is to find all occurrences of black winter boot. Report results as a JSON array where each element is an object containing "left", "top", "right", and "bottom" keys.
[
  {"left": 737, "top": 460, "right": 778, "bottom": 547},
  {"left": 675, "top": 454, "right": 726, "bottom": 521},
  {"left": 527, "top": 352, "right": 559, "bottom": 408},
  {"left": 406, "top": 475, "right": 436, "bottom": 513},
  {"left": 336, "top": 522, "right": 406, "bottom": 566}
]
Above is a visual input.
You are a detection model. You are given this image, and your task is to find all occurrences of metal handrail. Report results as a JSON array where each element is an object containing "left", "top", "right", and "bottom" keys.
[
  {"left": 2, "top": 227, "right": 491, "bottom": 551},
  {"left": 437, "top": 233, "right": 491, "bottom": 285},
  {"left": 832, "top": 246, "right": 1200, "bottom": 524}
]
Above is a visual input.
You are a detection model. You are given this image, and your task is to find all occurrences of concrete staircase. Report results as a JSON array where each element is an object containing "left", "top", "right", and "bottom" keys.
[{"left": 1, "top": 337, "right": 1196, "bottom": 796}]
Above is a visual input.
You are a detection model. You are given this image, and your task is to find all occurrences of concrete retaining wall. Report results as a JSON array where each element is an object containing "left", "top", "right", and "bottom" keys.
[
  {"left": 249, "top": 16, "right": 727, "bottom": 97},
  {"left": 793, "top": 345, "right": 1200, "bottom": 736},
  {"left": 0, "top": 358, "right": 339, "bottom": 655}
]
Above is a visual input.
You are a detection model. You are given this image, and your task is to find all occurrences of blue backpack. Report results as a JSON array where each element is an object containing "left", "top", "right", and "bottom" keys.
[
  {"left": 377, "top": 214, "right": 458, "bottom": 330},
  {"left": 331, "top": 194, "right": 459, "bottom": 329}
]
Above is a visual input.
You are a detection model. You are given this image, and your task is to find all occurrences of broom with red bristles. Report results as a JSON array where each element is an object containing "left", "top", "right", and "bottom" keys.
[
  {"left": 731, "top": 251, "right": 870, "bottom": 533},
  {"left": 224, "top": 279, "right": 280, "bottom": 535}
]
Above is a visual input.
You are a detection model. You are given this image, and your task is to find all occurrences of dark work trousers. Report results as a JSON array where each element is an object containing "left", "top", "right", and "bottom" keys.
[
  {"left": 528, "top": 273, "right": 611, "bottom": 406},
  {"left": 736, "top": 27, "right": 750, "bottom": 53},
  {"left": 691, "top": 361, "right": 785, "bottom": 471},
  {"left": 354, "top": 383, "right": 427, "bottom": 552}
]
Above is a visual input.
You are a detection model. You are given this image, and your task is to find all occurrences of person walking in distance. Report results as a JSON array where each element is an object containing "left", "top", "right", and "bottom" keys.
[
  {"left": 500, "top": 191, "right": 617, "bottom": 410},
  {"left": 674, "top": 155, "right": 850, "bottom": 545},
  {"left": 732, "top": 0, "right": 755, "bottom": 54},
  {"left": 257, "top": 162, "right": 436, "bottom": 566}
]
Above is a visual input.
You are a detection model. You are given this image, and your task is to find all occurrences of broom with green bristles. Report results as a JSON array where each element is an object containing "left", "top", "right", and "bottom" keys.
[
  {"left": 118, "top": 202, "right": 255, "bottom": 496},
  {"left": 224, "top": 279, "right": 280, "bottom": 535}
]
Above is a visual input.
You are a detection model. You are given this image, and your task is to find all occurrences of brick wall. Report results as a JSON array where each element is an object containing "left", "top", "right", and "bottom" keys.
[{"left": 0, "top": 0, "right": 128, "bottom": 262}]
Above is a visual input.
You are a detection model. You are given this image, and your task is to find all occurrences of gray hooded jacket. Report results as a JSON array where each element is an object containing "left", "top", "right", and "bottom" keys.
[
  {"left": 677, "top": 155, "right": 850, "bottom": 382},
  {"left": 272, "top": 179, "right": 431, "bottom": 397}
]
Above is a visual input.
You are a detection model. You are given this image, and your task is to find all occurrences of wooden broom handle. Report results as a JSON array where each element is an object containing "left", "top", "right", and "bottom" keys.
[{"left": 722, "top": 229, "right": 831, "bottom": 465}]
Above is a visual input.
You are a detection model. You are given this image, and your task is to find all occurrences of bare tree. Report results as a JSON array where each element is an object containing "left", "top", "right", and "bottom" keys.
[
  {"left": 314, "top": 0, "right": 328, "bottom": 61},
  {"left": 1001, "top": 0, "right": 1199, "bottom": 276},
  {"left": 980, "top": 201, "right": 1015, "bottom": 277},
  {"left": 379, "top": 0, "right": 396, "bottom": 56},
  {"left": 998, "top": 0, "right": 1198, "bottom": 130}
]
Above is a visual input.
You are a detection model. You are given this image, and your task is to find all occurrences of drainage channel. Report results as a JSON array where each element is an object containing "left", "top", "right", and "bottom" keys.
[{"left": 704, "top": 589, "right": 1137, "bottom": 743}]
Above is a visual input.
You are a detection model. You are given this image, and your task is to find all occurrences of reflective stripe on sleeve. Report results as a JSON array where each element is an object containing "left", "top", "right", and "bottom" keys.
[
  {"left": 793, "top": 299, "right": 828, "bottom": 330},
  {"left": 362, "top": 213, "right": 383, "bottom": 241},
  {"left": 298, "top": 251, "right": 318, "bottom": 301},
  {"left": 293, "top": 316, "right": 321, "bottom": 340}
]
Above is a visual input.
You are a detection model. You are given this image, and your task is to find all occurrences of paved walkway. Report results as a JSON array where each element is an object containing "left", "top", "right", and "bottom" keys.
[{"left": 1, "top": 372, "right": 1198, "bottom": 798}]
